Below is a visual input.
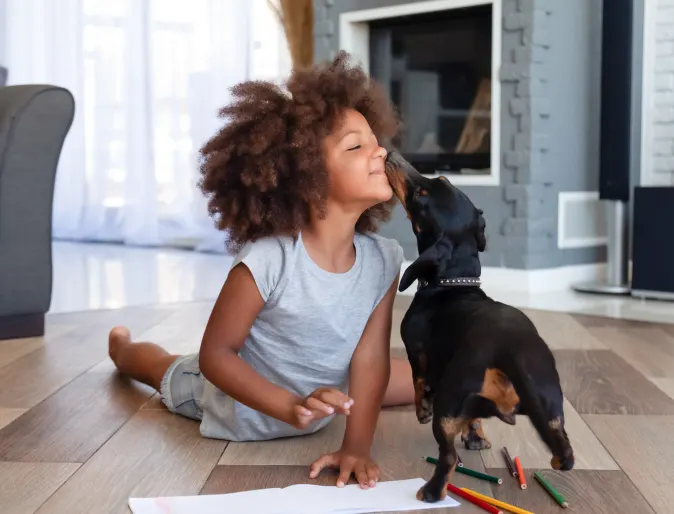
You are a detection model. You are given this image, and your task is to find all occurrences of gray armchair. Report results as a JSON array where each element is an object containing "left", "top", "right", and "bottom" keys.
[{"left": 0, "top": 85, "right": 75, "bottom": 339}]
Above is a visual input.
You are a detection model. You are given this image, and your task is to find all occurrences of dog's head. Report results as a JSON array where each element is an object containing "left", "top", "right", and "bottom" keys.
[{"left": 385, "top": 150, "right": 486, "bottom": 292}]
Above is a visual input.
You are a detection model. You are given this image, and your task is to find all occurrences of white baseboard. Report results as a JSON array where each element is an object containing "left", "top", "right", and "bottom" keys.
[{"left": 397, "top": 261, "right": 607, "bottom": 295}]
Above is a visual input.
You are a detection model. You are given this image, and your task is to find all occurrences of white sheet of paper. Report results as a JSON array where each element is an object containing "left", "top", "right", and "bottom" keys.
[{"left": 128, "top": 478, "right": 459, "bottom": 514}]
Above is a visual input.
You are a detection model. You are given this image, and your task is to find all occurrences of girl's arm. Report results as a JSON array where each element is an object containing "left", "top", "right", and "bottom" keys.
[
  {"left": 199, "top": 263, "right": 349, "bottom": 427},
  {"left": 308, "top": 274, "right": 400, "bottom": 488},
  {"left": 342, "top": 274, "right": 399, "bottom": 455}
]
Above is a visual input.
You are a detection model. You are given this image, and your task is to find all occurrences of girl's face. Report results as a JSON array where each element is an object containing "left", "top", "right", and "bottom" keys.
[{"left": 323, "top": 109, "right": 392, "bottom": 210}]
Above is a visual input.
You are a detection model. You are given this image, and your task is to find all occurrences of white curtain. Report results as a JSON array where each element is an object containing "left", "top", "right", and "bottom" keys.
[{"left": 2, "top": 0, "right": 290, "bottom": 253}]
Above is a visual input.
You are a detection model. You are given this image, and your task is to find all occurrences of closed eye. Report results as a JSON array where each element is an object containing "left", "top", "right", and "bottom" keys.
[{"left": 347, "top": 145, "right": 361, "bottom": 151}]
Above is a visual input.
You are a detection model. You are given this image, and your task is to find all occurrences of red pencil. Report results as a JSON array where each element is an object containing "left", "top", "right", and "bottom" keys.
[{"left": 446, "top": 483, "right": 503, "bottom": 514}]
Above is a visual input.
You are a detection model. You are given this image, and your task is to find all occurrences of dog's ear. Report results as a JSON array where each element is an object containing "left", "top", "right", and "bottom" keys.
[
  {"left": 476, "top": 209, "right": 487, "bottom": 252},
  {"left": 399, "top": 236, "right": 452, "bottom": 292}
]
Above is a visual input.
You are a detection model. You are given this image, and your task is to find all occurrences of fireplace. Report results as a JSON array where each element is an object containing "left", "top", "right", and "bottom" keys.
[{"left": 339, "top": 0, "right": 502, "bottom": 186}]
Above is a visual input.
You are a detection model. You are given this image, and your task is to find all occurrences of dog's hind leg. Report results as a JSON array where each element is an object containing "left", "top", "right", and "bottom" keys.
[
  {"left": 508, "top": 356, "right": 575, "bottom": 471},
  {"left": 548, "top": 415, "right": 574, "bottom": 471},
  {"left": 417, "top": 415, "right": 465, "bottom": 503}
]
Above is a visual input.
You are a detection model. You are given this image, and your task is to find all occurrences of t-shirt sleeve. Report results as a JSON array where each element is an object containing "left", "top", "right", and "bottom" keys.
[
  {"left": 231, "top": 238, "right": 286, "bottom": 302},
  {"left": 374, "top": 237, "right": 405, "bottom": 308}
]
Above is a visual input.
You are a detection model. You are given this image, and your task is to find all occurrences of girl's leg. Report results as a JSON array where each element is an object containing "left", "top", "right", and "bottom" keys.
[
  {"left": 109, "top": 326, "right": 179, "bottom": 391},
  {"left": 383, "top": 357, "right": 415, "bottom": 407}
]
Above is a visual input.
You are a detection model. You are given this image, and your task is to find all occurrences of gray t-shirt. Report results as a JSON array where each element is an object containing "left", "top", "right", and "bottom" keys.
[{"left": 199, "top": 231, "right": 404, "bottom": 442}]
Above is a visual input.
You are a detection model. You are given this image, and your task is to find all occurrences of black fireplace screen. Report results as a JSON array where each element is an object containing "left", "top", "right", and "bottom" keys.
[{"left": 369, "top": 4, "right": 492, "bottom": 175}]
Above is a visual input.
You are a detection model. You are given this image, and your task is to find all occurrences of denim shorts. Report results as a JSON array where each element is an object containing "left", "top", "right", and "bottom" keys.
[{"left": 160, "top": 353, "right": 205, "bottom": 421}]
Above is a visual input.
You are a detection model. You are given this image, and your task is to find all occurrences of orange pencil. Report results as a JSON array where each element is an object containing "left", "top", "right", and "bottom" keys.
[{"left": 514, "top": 457, "right": 527, "bottom": 489}]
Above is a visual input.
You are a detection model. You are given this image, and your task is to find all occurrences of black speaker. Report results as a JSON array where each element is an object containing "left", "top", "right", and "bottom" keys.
[
  {"left": 598, "top": 0, "right": 633, "bottom": 202},
  {"left": 631, "top": 187, "right": 674, "bottom": 300},
  {"left": 573, "top": 0, "right": 634, "bottom": 295}
]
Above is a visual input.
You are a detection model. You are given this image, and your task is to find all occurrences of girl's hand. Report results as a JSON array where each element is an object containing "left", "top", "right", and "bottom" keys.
[
  {"left": 309, "top": 450, "right": 380, "bottom": 489},
  {"left": 290, "top": 388, "right": 354, "bottom": 429}
]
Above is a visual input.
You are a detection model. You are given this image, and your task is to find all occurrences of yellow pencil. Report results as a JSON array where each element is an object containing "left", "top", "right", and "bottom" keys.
[{"left": 460, "top": 488, "right": 534, "bottom": 514}]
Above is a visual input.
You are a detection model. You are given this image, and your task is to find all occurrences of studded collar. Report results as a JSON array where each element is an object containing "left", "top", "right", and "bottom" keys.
[{"left": 417, "top": 277, "right": 482, "bottom": 290}]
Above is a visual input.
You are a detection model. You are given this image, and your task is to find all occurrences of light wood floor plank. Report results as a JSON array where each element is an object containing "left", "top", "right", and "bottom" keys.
[
  {"left": 572, "top": 313, "right": 647, "bottom": 330},
  {"left": 0, "top": 360, "right": 153, "bottom": 462},
  {"left": 589, "top": 326, "right": 674, "bottom": 378},
  {"left": 0, "top": 307, "right": 172, "bottom": 409},
  {"left": 202, "top": 465, "right": 341, "bottom": 493},
  {"left": 583, "top": 415, "right": 674, "bottom": 514},
  {"left": 522, "top": 310, "right": 606, "bottom": 350},
  {"left": 35, "top": 410, "right": 226, "bottom": 514},
  {"left": 218, "top": 414, "right": 345, "bottom": 466},
  {"left": 140, "top": 393, "right": 165, "bottom": 410},
  {"left": 0, "top": 323, "right": 75, "bottom": 369},
  {"left": 649, "top": 378, "right": 674, "bottom": 400},
  {"left": 660, "top": 323, "right": 674, "bottom": 339},
  {"left": 0, "top": 408, "right": 26, "bottom": 429},
  {"left": 555, "top": 350, "right": 674, "bottom": 415},
  {"left": 480, "top": 398, "right": 618, "bottom": 470},
  {"left": 487, "top": 468, "right": 655, "bottom": 514},
  {"left": 0, "top": 462, "right": 80, "bottom": 514}
]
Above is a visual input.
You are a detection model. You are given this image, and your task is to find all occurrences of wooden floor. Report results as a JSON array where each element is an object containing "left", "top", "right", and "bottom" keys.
[{"left": 1, "top": 298, "right": 674, "bottom": 514}]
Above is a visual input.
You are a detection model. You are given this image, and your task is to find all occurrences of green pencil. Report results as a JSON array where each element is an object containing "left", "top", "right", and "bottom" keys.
[
  {"left": 456, "top": 465, "right": 503, "bottom": 484},
  {"left": 534, "top": 471, "right": 569, "bottom": 509},
  {"left": 422, "top": 457, "right": 502, "bottom": 484},
  {"left": 422, "top": 455, "right": 463, "bottom": 467}
]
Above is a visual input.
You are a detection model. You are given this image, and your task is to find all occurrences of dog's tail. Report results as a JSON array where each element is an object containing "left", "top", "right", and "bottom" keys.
[{"left": 506, "top": 352, "right": 575, "bottom": 471}]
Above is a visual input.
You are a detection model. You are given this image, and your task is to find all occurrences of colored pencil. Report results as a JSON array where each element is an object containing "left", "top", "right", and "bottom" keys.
[
  {"left": 423, "top": 456, "right": 502, "bottom": 484},
  {"left": 501, "top": 447, "right": 518, "bottom": 477},
  {"left": 446, "top": 483, "right": 503, "bottom": 514},
  {"left": 456, "top": 465, "right": 503, "bottom": 484},
  {"left": 534, "top": 471, "right": 569, "bottom": 509},
  {"left": 514, "top": 456, "right": 527, "bottom": 489},
  {"left": 422, "top": 455, "right": 463, "bottom": 468},
  {"left": 460, "top": 488, "right": 535, "bottom": 514}
]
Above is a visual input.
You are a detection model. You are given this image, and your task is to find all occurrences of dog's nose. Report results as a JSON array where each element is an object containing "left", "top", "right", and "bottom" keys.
[{"left": 385, "top": 149, "right": 407, "bottom": 168}]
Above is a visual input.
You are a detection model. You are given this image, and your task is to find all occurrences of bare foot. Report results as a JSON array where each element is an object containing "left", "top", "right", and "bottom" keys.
[
  {"left": 109, "top": 326, "right": 132, "bottom": 365},
  {"left": 106, "top": 328, "right": 175, "bottom": 390}
]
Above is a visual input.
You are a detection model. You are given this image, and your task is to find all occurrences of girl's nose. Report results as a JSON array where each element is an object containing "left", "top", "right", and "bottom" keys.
[{"left": 374, "top": 145, "right": 387, "bottom": 160}]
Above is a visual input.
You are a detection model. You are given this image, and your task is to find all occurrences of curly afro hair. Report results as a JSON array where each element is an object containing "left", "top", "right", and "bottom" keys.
[{"left": 198, "top": 50, "right": 400, "bottom": 252}]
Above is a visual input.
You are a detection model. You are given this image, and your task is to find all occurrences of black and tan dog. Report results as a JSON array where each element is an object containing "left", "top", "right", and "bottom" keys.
[{"left": 385, "top": 150, "right": 574, "bottom": 503}]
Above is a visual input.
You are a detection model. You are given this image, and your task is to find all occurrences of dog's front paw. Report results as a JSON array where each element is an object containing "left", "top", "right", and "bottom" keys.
[
  {"left": 416, "top": 481, "right": 447, "bottom": 503},
  {"left": 461, "top": 420, "right": 492, "bottom": 450}
]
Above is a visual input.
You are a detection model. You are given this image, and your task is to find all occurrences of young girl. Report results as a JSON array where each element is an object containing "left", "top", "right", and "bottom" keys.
[{"left": 108, "top": 51, "right": 414, "bottom": 490}]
